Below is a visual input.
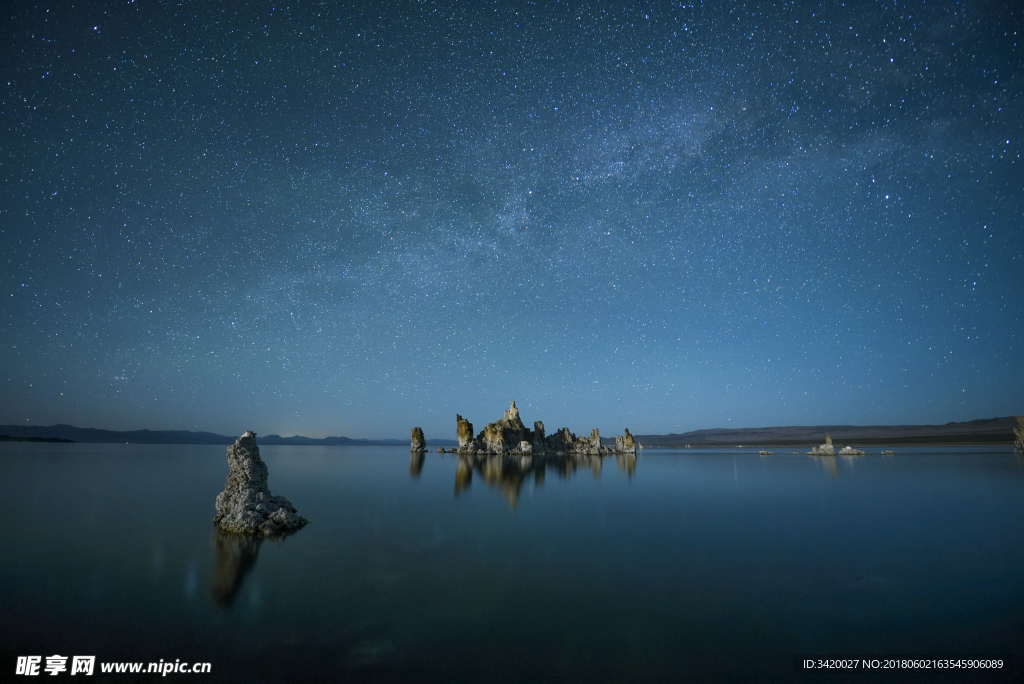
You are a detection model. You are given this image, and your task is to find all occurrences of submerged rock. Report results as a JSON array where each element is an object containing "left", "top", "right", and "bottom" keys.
[
  {"left": 410, "top": 426, "right": 426, "bottom": 451},
  {"left": 213, "top": 431, "right": 308, "bottom": 536}
]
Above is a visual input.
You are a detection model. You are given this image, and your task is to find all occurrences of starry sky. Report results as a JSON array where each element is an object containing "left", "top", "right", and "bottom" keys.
[{"left": 2, "top": 0, "right": 1022, "bottom": 440}]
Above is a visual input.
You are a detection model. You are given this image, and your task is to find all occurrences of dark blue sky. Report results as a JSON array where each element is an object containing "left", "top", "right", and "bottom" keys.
[{"left": 2, "top": 0, "right": 1021, "bottom": 439}]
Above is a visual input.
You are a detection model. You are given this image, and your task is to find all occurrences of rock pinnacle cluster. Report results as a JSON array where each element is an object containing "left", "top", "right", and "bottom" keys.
[
  {"left": 454, "top": 401, "right": 636, "bottom": 456},
  {"left": 807, "top": 433, "right": 865, "bottom": 456},
  {"left": 438, "top": 402, "right": 639, "bottom": 507}
]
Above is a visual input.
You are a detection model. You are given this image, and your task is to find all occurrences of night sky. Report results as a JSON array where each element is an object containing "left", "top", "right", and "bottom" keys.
[{"left": 2, "top": 1, "right": 1021, "bottom": 440}]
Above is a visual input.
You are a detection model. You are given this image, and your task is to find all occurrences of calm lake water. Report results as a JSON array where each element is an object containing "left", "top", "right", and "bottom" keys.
[{"left": 2, "top": 443, "right": 1022, "bottom": 682}]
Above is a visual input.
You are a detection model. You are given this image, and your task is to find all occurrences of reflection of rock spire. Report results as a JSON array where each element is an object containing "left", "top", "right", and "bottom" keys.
[
  {"left": 454, "top": 447, "right": 638, "bottom": 508},
  {"left": 823, "top": 455, "right": 837, "bottom": 478},
  {"left": 454, "top": 459, "right": 473, "bottom": 495},
  {"left": 409, "top": 450, "right": 425, "bottom": 478},
  {"left": 616, "top": 452, "right": 637, "bottom": 478},
  {"left": 479, "top": 454, "right": 532, "bottom": 508},
  {"left": 209, "top": 527, "right": 263, "bottom": 608}
]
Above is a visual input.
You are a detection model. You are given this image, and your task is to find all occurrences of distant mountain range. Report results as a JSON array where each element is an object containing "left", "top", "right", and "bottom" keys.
[
  {"left": 627, "top": 416, "right": 1018, "bottom": 447},
  {"left": 0, "top": 434, "right": 73, "bottom": 443},
  {"left": 0, "top": 416, "right": 1017, "bottom": 447},
  {"left": 0, "top": 424, "right": 457, "bottom": 446}
]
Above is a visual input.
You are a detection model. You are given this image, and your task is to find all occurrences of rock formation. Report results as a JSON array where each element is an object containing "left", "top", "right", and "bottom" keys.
[
  {"left": 480, "top": 401, "right": 531, "bottom": 453},
  {"left": 213, "top": 431, "right": 308, "bottom": 536},
  {"left": 1015, "top": 416, "right": 1024, "bottom": 455},
  {"left": 807, "top": 433, "right": 865, "bottom": 456},
  {"left": 455, "top": 401, "right": 636, "bottom": 457},
  {"left": 410, "top": 426, "right": 426, "bottom": 451},
  {"left": 532, "top": 421, "right": 547, "bottom": 452},
  {"left": 456, "top": 414, "right": 475, "bottom": 449},
  {"left": 615, "top": 428, "right": 636, "bottom": 452},
  {"left": 447, "top": 402, "right": 639, "bottom": 506},
  {"left": 807, "top": 433, "right": 835, "bottom": 456}
]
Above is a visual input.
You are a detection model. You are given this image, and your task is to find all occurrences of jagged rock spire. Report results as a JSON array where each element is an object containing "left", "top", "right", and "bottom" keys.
[{"left": 214, "top": 431, "right": 308, "bottom": 536}]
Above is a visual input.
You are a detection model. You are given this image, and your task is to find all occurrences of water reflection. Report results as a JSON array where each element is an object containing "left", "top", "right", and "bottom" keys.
[
  {"left": 454, "top": 459, "right": 472, "bottom": 494},
  {"left": 209, "top": 527, "right": 302, "bottom": 608},
  {"left": 409, "top": 450, "right": 425, "bottom": 478},
  {"left": 816, "top": 455, "right": 838, "bottom": 479},
  {"left": 209, "top": 527, "right": 263, "bottom": 608},
  {"left": 449, "top": 451, "right": 638, "bottom": 508}
]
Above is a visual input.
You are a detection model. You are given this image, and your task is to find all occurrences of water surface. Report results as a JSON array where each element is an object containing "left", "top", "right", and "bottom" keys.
[{"left": 2, "top": 443, "right": 1022, "bottom": 682}]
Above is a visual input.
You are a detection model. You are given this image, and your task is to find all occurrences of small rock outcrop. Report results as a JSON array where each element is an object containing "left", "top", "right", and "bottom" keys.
[
  {"left": 807, "top": 433, "right": 865, "bottom": 456},
  {"left": 213, "top": 431, "right": 308, "bottom": 536},
  {"left": 410, "top": 426, "right": 426, "bottom": 451},
  {"left": 807, "top": 433, "right": 836, "bottom": 456},
  {"left": 1015, "top": 416, "right": 1024, "bottom": 455}
]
